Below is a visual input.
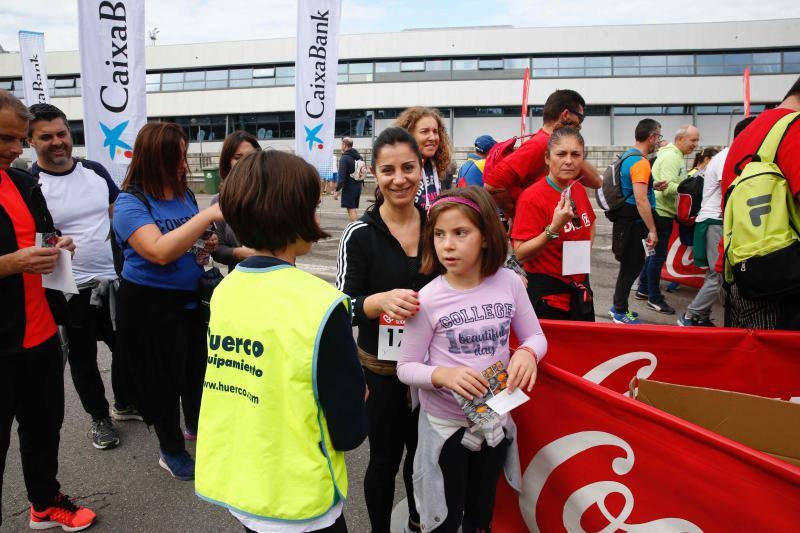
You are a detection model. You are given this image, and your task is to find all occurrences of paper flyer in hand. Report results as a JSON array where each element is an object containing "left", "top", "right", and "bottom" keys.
[{"left": 453, "top": 361, "right": 528, "bottom": 426}]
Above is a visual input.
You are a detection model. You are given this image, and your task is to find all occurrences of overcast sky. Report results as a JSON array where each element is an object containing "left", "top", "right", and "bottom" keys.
[{"left": 1, "top": 0, "right": 798, "bottom": 52}]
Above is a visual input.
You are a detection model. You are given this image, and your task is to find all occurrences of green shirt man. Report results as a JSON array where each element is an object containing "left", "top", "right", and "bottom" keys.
[{"left": 653, "top": 125, "right": 701, "bottom": 218}]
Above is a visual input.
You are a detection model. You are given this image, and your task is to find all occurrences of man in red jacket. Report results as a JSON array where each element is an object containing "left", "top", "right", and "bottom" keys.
[
  {"left": 483, "top": 89, "right": 602, "bottom": 218},
  {"left": 0, "top": 90, "right": 96, "bottom": 531},
  {"left": 718, "top": 76, "right": 800, "bottom": 329}
]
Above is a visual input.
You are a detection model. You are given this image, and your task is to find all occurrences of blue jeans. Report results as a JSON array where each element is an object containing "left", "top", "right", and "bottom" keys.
[{"left": 638, "top": 215, "right": 674, "bottom": 301}]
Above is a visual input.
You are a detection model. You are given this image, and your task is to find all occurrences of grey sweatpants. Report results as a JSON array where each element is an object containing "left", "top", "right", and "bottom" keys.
[{"left": 686, "top": 224, "right": 723, "bottom": 319}]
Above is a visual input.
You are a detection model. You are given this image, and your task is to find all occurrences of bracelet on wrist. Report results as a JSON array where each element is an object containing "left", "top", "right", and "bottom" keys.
[
  {"left": 515, "top": 345, "right": 538, "bottom": 360},
  {"left": 544, "top": 225, "right": 560, "bottom": 240}
]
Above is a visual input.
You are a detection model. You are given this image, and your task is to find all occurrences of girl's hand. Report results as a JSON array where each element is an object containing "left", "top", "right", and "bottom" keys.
[
  {"left": 550, "top": 195, "right": 574, "bottom": 233},
  {"left": 508, "top": 349, "right": 538, "bottom": 393},
  {"left": 378, "top": 289, "right": 419, "bottom": 320},
  {"left": 203, "top": 233, "right": 219, "bottom": 253},
  {"left": 432, "top": 366, "right": 489, "bottom": 401}
]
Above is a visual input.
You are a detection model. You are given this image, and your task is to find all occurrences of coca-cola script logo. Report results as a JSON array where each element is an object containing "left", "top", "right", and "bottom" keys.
[
  {"left": 665, "top": 238, "right": 705, "bottom": 280},
  {"left": 519, "top": 431, "right": 703, "bottom": 532},
  {"left": 582, "top": 352, "right": 658, "bottom": 396}
]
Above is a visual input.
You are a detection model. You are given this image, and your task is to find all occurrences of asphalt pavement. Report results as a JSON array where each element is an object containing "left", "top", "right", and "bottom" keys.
[{"left": 0, "top": 193, "right": 721, "bottom": 532}]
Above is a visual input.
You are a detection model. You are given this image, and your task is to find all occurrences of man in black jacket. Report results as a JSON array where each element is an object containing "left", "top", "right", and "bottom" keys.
[
  {"left": 334, "top": 137, "right": 364, "bottom": 222},
  {"left": 0, "top": 90, "right": 96, "bottom": 530}
]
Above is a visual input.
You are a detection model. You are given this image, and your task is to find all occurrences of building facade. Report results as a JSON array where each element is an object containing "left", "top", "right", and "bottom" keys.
[{"left": 1, "top": 18, "right": 798, "bottom": 158}]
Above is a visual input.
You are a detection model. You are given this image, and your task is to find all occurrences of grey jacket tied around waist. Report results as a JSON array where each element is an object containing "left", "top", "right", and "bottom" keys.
[{"left": 413, "top": 411, "right": 521, "bottom": 532}]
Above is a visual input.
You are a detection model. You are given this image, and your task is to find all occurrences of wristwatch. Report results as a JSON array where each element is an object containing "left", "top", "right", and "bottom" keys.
[{"left": 544, "top": 225, "right": 560, "bottom": 240}]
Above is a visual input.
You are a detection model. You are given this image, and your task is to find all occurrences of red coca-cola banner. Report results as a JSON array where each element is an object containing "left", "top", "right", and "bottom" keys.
[
  {"left": 537, "top": 320, "right": 800, "bottom": 401},
  {"left": 661, "top": 222, "right": 705, "bottom": 289},
  {"left": 493, "top": 363, "right": 800, "bottom": 532}
]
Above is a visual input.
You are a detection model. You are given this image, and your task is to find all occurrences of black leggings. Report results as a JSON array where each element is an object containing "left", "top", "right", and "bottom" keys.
[
  {"left": 116, "top": 281, "right": 207, "bottom": 454},
  {"left": 436, "top": 429, "right": 509, "bottom": 533},
  {"left": 363, "top": 369, "right": 419, "bottom": 532}
]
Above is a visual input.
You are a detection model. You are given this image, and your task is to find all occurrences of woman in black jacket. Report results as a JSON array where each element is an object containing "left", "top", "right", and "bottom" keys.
[
  {"left": 210, "top": 130, "right": 260, "bottom": 270},
  {"left": 336, "top": 128, "right": 433, "bottom": 533}
]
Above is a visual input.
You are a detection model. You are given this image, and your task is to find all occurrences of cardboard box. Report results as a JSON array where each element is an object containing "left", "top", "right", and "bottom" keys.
[{"left": 634, "top": 379, "right": 800, "bottom": 468}]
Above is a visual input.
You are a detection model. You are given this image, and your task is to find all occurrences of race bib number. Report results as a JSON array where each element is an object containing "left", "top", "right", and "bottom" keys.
[{"left": 378, "top": 313, "right": 405, "bottom": 361}]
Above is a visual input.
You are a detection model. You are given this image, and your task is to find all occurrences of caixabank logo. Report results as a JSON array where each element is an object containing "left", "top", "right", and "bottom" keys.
[
  {"left": 100, "top": 119, "right": 133, "bottom": 160},
  {"left": 304, "top": 123, "right": 324, "bottom": 151}
]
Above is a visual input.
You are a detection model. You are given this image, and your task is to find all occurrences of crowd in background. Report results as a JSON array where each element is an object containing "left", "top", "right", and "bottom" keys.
[{"left": 0, "top": 73, "right": 799, "bottom": 532}]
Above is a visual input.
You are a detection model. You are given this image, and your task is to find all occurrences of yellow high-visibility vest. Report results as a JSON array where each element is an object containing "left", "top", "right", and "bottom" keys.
[{"left": 196, "top": 263, "right": 349, "bottom": 522}]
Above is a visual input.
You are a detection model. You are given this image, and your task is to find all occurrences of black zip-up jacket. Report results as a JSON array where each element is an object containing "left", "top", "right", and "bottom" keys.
[
  {"left": 336, "top": 148, "right": 363, "bottom": 192},
  {"left": 335, "top": 204, "right": 435, "bottom": 355},
  {"left": 0, "top": 168, "right": 68, "bottom": 357}
]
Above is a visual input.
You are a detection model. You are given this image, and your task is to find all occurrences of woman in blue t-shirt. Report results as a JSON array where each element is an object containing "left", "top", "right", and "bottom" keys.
[{"left": 113, "top": 122, "right": 223, "bottom": 481}]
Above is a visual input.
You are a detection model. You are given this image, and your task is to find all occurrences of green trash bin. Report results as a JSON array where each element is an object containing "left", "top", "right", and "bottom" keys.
[{"left": 203, "top": 166, "right": 220, "bottom": 195}]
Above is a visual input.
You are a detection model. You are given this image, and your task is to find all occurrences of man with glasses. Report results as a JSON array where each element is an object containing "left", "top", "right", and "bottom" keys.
[
  {"left": 637, "top": 124, "right": 701, "bottom": 315},
  {"left": 609, "top": 119, "right": 663, "bottom": 324},
  {"left": 484, "top": 89, "right": 601, "bottom": 219}
]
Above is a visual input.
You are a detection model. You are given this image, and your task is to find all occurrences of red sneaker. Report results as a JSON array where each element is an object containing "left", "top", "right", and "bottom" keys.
[{"left": 29, "top": 493, "right": 96, "bottom": 531}]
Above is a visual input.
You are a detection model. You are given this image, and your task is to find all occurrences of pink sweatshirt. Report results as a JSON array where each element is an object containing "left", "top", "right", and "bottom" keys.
[{"left": 397, "top": 268, "right": 547, "bottom": 421}]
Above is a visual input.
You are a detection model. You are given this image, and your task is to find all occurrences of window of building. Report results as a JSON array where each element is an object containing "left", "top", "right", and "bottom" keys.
[
  {"left": 183, "top": 71, "right": 205, "bottom": 90},
  {"left": 696, "top": 54, "right": 725, "bottom": 75},
  {"left": 613, "top": 56, "right": 640, "bottom": 76},
  {"left": 0, "top": 80, "right": 13, "bottom": 90},
  {"left": 68, "top": 120, "right": 85, "bottom": 146},
  {"left": 453, "top": 107, "right": 521, "bottom": 117},
  {"left": 146, "top": 73, "right": 161, "bottom": 92},
  {"left": 503, "top": 57, "right": 529, "bottom": 70},
  {"left": 375, "top": 61, "right": 401, "bottom": 73},
  {"left": 452, "top": 59, "right": 478, "bottom": 71},
  {"left": 335, "top": 109, "right": 373, "bottom": 137},
  {"left": 349, "top": 63, "right": 373, "bottom": 74},
  {"left": 531, "top": 57, "right": 558, "bottom": 78},
  {"left": 426, "top": 59, "right": 451, "bottom": 71},
  {"left": 401, "top": 61, "right": 426, "bottom": 72},
  {"left": 786, "top": 51, "right": 800, "bottom": 73},
  {"left": 205, "top": 69, "right": 229, "bottom": 89},
  {"left": 275, "top": 65, "right": 295, "bottom": 85},
  {"left": 161, "top": 71, "right": 184, "bottom": 91},
  {"left": 585, "top": 56, "right": 612, "bottom": 77},
  {"left": 479, "top": 59, "right": 504, "bottom": 70},
  {"left": 667, "top": 54, "right": 694, "bottom": 75},
  {"left": 751, "top": 52, "right": 782, "bottom": 74}
]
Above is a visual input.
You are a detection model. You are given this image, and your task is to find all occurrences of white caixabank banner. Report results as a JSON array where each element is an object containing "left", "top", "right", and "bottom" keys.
[
  {"left": 295, "top": 0, "right": 342, "bottom": 179},
  {"left": 18, "top": 31, "right": 50, "bottom": 106},
  {"left": 78, "top": 0, "right": 147, "bottom": 184}
]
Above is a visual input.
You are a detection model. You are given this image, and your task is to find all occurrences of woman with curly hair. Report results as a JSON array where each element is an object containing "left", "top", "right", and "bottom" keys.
[{"left": 395, "top": 107, "right": 452, "bottom": 209}]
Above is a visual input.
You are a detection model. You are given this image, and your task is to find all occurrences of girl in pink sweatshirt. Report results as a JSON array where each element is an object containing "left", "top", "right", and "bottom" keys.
[{"left": 398, "top": 186, "right": 547, "bottom": 533}]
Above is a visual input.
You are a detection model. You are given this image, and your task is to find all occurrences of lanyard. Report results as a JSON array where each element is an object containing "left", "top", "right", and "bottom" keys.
[{"left": 546, "top": 176, "right": 564, "bottom": 194}]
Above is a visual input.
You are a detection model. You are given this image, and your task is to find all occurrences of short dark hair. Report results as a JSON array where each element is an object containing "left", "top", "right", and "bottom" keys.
[
  {"left": 0, "top": 89, "right": 33, "bottom": 121},
  {"left": 421, "top": 186, "right": 507, "bottom": 278},
  {"left": 635, "top": 118, "right": 662, "bottom": 142},
  {"left": 219, "top": 130, "right": 260, "bottom": 180},
  {"left": 784, "top": 76, "right": 800, "bottom": 101},
  {"left": 543, "top": 89, "right": 586, "bottom": 124},
  {"left": 122, "top": 122, "right": 188, "bottom": 200},
  {"left": 28, "top": 103, "right": 68, "bottom": 136},
  {"left": 547, "top": 126, "right": 585, "bottom": 153},
  {"left": 371, "top": 127, "right": 422, "bottom": 208},
  {"left": 220, "top": 150, "right": 329, "bottom": 253},
  {"left": 733, "top": 116, "right": 758, "bottom": 139}
]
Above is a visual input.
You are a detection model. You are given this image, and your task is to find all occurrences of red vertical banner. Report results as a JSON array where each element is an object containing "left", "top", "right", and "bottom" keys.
[
  {"left": 521, "top": 67, "right": 531, "bottom": 138},
  {"left": 743, "top": 66, "right": 751, "bottom": 117}
]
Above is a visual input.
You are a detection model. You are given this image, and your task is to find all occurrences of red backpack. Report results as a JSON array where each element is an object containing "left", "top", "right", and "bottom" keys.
[{"left": 482, "top": 132, "right": 536, "bottom": 183}]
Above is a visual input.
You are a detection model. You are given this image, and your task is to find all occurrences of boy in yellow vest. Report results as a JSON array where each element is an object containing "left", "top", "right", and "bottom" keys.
[{"left": 195, "top": 150, "right": 368, "bottom": 532}]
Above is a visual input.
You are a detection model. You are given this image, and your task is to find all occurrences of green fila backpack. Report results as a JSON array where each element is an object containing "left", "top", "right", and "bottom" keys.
[{"left": 723, "top": 111, "right": 800, "bottom": 300}]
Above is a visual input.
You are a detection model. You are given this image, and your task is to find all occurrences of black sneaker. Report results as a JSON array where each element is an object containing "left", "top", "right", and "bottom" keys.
[
  {"left": 647, "top": 298, "right": 675, "bottom": 315},
  {"left": 633, "top": 290, "right": 649, "bottom": 300},
  {"left": 88, "top": 418, "right": 120, "bottom": 450}
]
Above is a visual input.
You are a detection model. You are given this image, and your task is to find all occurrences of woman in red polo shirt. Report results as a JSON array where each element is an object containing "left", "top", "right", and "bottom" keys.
[{"left": 510, "top": 127, "right": 596, "bottom": 321}]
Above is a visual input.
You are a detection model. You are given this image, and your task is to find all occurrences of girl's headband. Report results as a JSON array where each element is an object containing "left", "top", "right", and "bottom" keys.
[{"left": 428, "top": 196, "right": 481, "bottom": 214}]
